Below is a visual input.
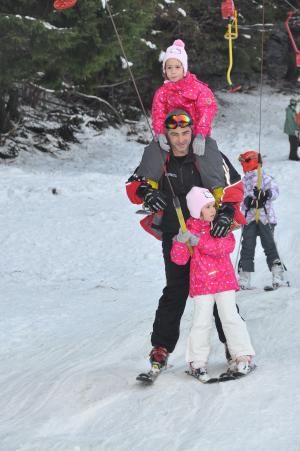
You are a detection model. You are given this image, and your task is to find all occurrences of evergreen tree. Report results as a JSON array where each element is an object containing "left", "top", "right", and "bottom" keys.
[
  {"left": 0, "top": 0, "right": 157, "bottom": 130},
  {"left": 0, "top": 0, "right": 157, "bottom": 89},
  {"left": 0, "top": 0, "right": 295, "bottom": 133}
]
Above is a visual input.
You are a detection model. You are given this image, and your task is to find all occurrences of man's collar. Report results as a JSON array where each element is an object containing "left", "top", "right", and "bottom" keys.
[{"left": 170, "top": 146, "right": 194, "bottom": 161}]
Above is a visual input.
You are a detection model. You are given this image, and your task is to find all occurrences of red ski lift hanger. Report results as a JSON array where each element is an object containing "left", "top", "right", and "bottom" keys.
[
  {"left": 221, "top": 1, "right": 241, "bottom": 92},
  {"left": 285, "top": 10, "right": 300, "bottom": 81},
  {"left": 54, "top": 0, "right": 78, "bottom": 10}
]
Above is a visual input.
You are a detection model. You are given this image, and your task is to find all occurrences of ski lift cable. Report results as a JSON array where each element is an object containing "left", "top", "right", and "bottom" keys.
[
  {"left": 235, "top": 0, "right": 265, "bottom": 266},
  {"left": 258, "top": 0, "right": 265, "bottom": 156},
  {"left": 105, "top": 2, "right": 192, "bottom": 253},
  {"left": 255, "top": 0, "right": 265, "bottom": 224},
  {"left": 105, "top": 2, "right": 154, "bottom": 140}
]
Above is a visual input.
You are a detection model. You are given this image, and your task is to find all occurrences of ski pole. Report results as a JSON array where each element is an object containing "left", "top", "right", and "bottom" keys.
[
  {"left": 255, "top": 154, "right": 262, "bottom": 223},
  {"left": 105, "top": 1, "right": 190, "bottom": 238},
  {"left": 234, "top": 209, "right": 249, "bottom": 273},
  {"left": 234, "top": 226, "right": 243, "bottom": 273},
  {"left": 256, "top": 1, "right": 265, "bottom": 223}
]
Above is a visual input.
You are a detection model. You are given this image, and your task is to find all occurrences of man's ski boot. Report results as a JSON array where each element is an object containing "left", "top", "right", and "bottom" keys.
[
  {"left": 136, "top": 346, "right": 169, "bottom": 384},
  {"left": 149, "top": 346, "right": 169, "bottom": 370}
]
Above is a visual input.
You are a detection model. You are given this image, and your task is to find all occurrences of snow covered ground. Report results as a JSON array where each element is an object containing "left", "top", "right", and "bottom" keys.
[{"left": 1, "top": 87, "right": 300, "bottom": 451}]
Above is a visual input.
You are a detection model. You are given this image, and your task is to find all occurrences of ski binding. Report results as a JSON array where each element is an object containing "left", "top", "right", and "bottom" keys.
[{"left": 136, "top": 362, "right": 165, "bottom": 384}]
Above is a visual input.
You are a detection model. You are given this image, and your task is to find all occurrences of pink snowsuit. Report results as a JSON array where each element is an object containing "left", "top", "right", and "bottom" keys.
[
  {"left": 152, "top": 72, "right": 217, "bottom": 137},
  {"left": 170, "top": 218, "right": 239, "bottom": 296}
]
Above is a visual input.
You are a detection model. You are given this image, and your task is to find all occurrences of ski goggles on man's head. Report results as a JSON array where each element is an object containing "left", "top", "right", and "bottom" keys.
[{"left": 165, "top": 114, "right": 192, "bottom": 130}]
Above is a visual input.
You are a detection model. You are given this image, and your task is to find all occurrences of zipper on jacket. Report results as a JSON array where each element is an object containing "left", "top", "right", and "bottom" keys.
[{"left": 179, "top": 165, "right": 184, "bottom": 185}]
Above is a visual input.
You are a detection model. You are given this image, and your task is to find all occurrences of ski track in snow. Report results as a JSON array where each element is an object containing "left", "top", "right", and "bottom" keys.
[{"left": 0, "top": 88, "right": 300, "bottom": 451}]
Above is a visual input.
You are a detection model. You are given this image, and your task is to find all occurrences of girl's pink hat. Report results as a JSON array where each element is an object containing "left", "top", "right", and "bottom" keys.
[
  {"left": 162, "top": 39, "right": 188, "bottom": 76},
  {"left": 186, "top": 187, "right": 215, "bottom": 219}
]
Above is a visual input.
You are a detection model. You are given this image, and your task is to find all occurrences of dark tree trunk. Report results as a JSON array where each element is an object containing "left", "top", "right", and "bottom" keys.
[
  {"left": 6, "top": 88, "right": 20, "bottom": 122},
  {"left": 0, "top": 92, "right": 11, "bottom": 134}
]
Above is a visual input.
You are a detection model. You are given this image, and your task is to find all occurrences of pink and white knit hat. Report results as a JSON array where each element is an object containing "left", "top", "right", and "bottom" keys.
[
  {"left": 162, "top": 39, "right": 188, "bottom": 75},
  {"left": 186, "top": 187, "right": 215, "bottom": 219}
]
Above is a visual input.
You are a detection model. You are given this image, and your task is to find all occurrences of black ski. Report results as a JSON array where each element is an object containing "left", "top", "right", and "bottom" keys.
[
  {"left": 218, "top": 364, "right": 257, "bottom": 382},
  {"left": 185, "top": 368, "right": 255, "bottom": 384},
  {"left": 264, "top": 285, "right": 276, "bottom": 291},
  {"left": 138, "top": 364, "right": 257, "bottom": 384},
  {"left": 218, "top": 371, "right": 237, "bottom": 382},
  {"left": 136, "top": 370, "right": 160, "bottom": 384}
]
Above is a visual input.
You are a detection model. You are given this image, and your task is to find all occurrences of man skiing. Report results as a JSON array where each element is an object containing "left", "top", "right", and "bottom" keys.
[{"left": 126, "top": 110, "right": 246, "bottom": 380}]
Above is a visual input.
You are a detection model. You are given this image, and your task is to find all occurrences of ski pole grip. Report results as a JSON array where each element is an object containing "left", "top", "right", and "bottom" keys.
[{"left": 173, "top": 196, "right": 193, "bottom": 256}]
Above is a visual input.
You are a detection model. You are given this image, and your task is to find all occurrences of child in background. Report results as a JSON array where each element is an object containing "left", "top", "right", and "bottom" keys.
[
  {"left": 170, "top": 187, "right": 255, "bottom": 382},
  {"left": 152, "top": 39, "right": 217, "bottom": 156},
  {"left": 237, "top": 151, "right": 284, "bottom": 290}
]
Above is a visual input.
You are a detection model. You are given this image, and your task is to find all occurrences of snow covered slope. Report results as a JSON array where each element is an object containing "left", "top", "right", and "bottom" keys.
[{"left": 1, "top": 87, "right": 300, "bottom": 451}]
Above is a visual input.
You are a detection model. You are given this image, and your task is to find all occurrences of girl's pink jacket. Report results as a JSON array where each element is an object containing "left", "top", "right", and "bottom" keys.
[
  {"left": 152, "top": 72, "right": 217, "bottom": 137},
  {"left": 170, "top": 218, "right": 239, "bottom": 297}
]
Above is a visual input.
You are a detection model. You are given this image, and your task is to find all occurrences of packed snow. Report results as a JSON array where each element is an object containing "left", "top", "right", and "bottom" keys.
[{"left": 1, "top": 87, "right": 300, "bottom": 451}]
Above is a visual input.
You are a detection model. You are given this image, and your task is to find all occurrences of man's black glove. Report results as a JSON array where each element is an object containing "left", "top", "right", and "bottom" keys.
[
  {"left": 136, "top": 184, "right": 168, "bottom": 213},
  {"left": 211, "top": 203, "right": 235, "bottom": 237},
  {"left": 253, "top": 187, "right": 271, "bottom": 208},
  {"left": 244, "top": 195, "right": 256, "bottom": 210}
]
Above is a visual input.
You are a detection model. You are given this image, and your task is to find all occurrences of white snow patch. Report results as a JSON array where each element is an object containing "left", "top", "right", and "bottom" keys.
[
  {"left": 120, "top": 56, "right": 133, "bottom": 69},
  {"left": 177, "top": 8, "right": 187, "bottom": 17},
  {"left": 140, "top": 38, "right": 157, "bottom": 50},
  {"left": 14, "top": 14, "right": 66, "bottom": 31}
]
